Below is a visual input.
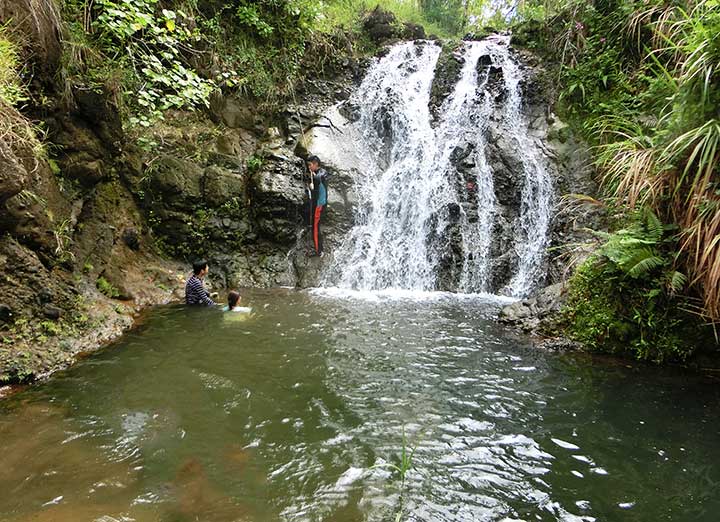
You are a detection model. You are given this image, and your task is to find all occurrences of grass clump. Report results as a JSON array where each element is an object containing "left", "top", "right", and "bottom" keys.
[
  {"left": 0, "top": 24, "right": 43, "bottom": 167},
  {"left": 0, "top": 25, "right": 28, "bottom": 106},
  {"left": 544, "top": 0, "right": 720, "bottom": 323},
  {"left": 96, "top": 276, "right": 120, "bottom": 298}
]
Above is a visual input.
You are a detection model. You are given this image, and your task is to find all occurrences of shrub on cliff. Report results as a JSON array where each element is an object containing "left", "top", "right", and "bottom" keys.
[
  {"left": 562, "top": 210, "right": 711, "bottom": 362},
  {"left": 500, "top": 1, "right": 719, "bottom": 331}
]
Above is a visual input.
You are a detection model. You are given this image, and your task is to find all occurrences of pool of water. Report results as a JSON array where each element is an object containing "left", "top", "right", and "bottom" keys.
[{"left": 1, "top": 288, "right": 718, "bottom": 521}]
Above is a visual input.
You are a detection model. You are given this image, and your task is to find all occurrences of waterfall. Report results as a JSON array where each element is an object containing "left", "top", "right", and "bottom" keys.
[
  {"left": 493, "top": 46, "right": 553, "bottom": 297},
  {"left": 324, "top": 38, "right": 553, "bottom": 297}
]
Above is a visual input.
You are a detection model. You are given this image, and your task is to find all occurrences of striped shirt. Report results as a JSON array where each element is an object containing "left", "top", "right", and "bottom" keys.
[{"left": 185, "top": 274, "right": 215, "bottom": 306}]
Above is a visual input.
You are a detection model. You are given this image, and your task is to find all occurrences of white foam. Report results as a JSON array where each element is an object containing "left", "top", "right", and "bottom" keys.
[
  {"left": 308, "top": 286, "right": 517, "bottom": 304},
  {"left": 551, "top": 438, "right": 581, "bottom": 450}
]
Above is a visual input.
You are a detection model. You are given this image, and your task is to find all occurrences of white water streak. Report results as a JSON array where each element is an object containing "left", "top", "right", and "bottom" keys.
[{"left": 326, "top": 39, "right": 552, "bottom": 297}]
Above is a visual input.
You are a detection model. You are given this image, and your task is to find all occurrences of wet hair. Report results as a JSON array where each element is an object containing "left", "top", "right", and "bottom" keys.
[
  {"left": 192, "top": 259, "right": 208, "bottom": 275},
  {"left": 306, "top": 155, "right": 320, "bottom": 165},
  {"left": 227, "top": 290, "right": 241, "bottom": 309}
]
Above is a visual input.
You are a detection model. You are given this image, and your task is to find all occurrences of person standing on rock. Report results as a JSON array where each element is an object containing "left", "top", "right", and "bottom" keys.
[
  {"left": 307, "top": 155, "right": 328, "bottom": 257},
  {"left": 185, "top": 259, "right": 217, "bottom": 306}
]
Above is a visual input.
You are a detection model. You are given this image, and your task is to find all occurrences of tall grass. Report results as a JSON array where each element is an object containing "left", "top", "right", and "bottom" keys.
[
  {"left": 557, "top": 0, "right": 720, "bottom": 320},
  {"left": 0, "top": 25, "right": 43, "bottom": 173}
]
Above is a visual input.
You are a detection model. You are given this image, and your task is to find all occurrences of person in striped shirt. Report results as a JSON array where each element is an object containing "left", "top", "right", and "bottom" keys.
[{"left": 185, "top": 259, "right": 216, "bottom": 306}]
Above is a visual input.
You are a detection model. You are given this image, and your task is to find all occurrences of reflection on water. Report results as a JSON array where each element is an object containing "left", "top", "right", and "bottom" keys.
[{"left": 1, "top": 288, "right": 719, "bottom": 521}]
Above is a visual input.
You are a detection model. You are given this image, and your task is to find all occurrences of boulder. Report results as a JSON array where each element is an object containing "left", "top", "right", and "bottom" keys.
[
  {"left": 499, "top": 282, "right": 567, "bottom": 331},
  {"left": 362, "top": 6, "right": 400, "bottom": 43},
  {"left": 203, "top": 166, "right": 247, "bottom": 208},
  {"left": 42, "top": 304, "right": 62, "bottom": 320},
  {"left": 150, "top": 155, "right": 204, "bottom": 207}
]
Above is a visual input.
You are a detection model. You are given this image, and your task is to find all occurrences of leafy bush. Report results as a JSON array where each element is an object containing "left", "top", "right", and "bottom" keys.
[
  {"left": 563, "top": 210, "right": 709, "bottom": 362},
  {"left": 93, "top": 0, "right": 215, "bottom": 125},
  {"left": 61, "top": 0, "right": 215, "bottom": 126},
  {"left": 563, "top": 259, "right": 691, "bottom": 362}
]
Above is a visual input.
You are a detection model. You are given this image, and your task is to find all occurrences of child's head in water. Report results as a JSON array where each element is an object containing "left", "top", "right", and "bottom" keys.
[{"left": 227, "top": 290, "right": 241, "bottom": 309}]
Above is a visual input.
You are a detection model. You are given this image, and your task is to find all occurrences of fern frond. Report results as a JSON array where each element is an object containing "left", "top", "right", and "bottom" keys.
[
  {"left": 667, "top": 270, "right": 688, "bottom": 293},
  {"left": 626, "top": 249, "right": 666, "bottom": 278},
  {"left": 643, "top": 208, "right": 664, "bottom": 242}
]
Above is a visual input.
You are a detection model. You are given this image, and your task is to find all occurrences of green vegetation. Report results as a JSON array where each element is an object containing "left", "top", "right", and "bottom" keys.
[
  {"left": 0, "top": 23, "right": 45, "bottom": 166},
  {"left": 372, "top": 426, "right": 423, "bottom": 522},
  {"left": 57, "top": 0, "right": 488, "bottom": 126},
  {"left": 62, "top": 0, "right": 216, "bottom": 125},
  {"left": 246, "top": 153, "right": 264, "bottom": 174},
  {"left": 6, "top": 0, "right": 715, "bottom": 364},
  {"left": 561, "top": 210, "right": 705, "bottom": 362},
  {"left": 0, "top": 296, "right": 99, "bottom": 384},
  {"left": 0, "top": 25, "right": 27, "bottom": 105},
  {"left": 323, "top": 0, "right": 470, "bottom": 36},
  {"left": 372, "top": 426, "right": 419, "bottom": 486},
  {"left": 491, "top": 0, "right": 719, "bottom": 361},
  {"left": 96, "top": 276, "right": 120, "bottom": 298}
]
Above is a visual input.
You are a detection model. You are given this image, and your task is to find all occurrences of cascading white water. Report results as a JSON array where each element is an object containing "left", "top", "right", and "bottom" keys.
[
  {"left": 325, "top": 38, "right": 553, "bottom": 297},
  {"left": 329, "top": 42, "right": 445, "bottom": 291},
  {"left": 443, "top": 41, "right": 497, "bottom": 294},
  {"left": 493, "top": 47, "right": 553, "bottom": 297}
]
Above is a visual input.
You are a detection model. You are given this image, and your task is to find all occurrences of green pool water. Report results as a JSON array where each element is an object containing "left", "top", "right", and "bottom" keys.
[{"left": 1, "top": 288, "right": 718, "bottom": 521}]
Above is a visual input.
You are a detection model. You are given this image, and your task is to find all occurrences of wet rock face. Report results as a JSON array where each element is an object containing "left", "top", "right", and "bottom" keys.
[
  {"left": 249, "top": 151, "right": 306, "bottom": 244},
  {"left": 47, "top": 85, "right": 124, "bottom": 187},
  {"left": 0, "top": 236, "right": 76, "bottom": 322},
  {"left": 150, "top": 155, "right": 205, "bottom": 208},
  {"left": 429, "top": 47, "right": 463, "bottom": 122},
  {"left": 433, "top": 46, "right": 599, "bottom": 292},
  {"left": 0, "top": 140, "right": 28, "bottom": 204}
]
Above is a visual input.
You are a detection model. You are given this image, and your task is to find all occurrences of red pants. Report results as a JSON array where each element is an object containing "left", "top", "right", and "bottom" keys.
[{"left": 313, "top": 205, "right": 324, "bottom": 254}]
